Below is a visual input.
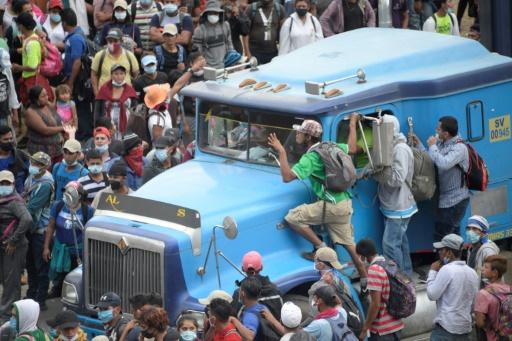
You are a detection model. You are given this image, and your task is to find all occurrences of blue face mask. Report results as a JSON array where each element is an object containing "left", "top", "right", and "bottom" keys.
[
  {"left": 180, "top": 330, "right": 197, "bottom": 341},
  {"left": 466, "top": 230, "right": 481, "bottom": 244},
  {"left": 88, "top": 165, "right": 103, "bottom": 174},
  {"left": 165, "top": 3, "right": 178, "bottom": 15},
  {"left": 9, "top": 317, "right": 17, "bottom": 332},
  {"left": 144, "top": 65, "right": 157, "bottom": 74},
  {"left": 98, "top": 309, "right": 114, "bottom": 323},
  {"left": 63, "top": 159, "right": 78, "bottom": 167},
  {"left": 50, "top": 13, "right": 61, "bottom": 23},
  {"left": 0, "top": 185, "right": 13, "bottom": 196},
  {"left": 155, "top": 148, "right": 168, "bottom": 162},
  {"left": 95, "top": 144, "right": 109, "bottom": 154},
  {"left": 29, "top": 165, "right": 41, "bottom": 175},
  {"left": 50, "top": 328, "right": 58, "bottom": 339},
  {"left": 141, "top": 0, "right": 152, "bottom": 6}
]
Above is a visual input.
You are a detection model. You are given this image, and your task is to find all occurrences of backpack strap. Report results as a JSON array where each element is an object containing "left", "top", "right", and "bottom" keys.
[
  {"left": 131, "top": 1, "right": 137, "bottom": 21},
  {"left": 177, "top": 44, "right": 185, "bottom": 64},
  {"left": 97, "top": 49, "right": 108, "bottom": 79},
  {"left": 125, "top": 49, "right": 134, "bottom": 76},
  {"left": 155, "top": 45, "right": 164, "bottom": 70}
]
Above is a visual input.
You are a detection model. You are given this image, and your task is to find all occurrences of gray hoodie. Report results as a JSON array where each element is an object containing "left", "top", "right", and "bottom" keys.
[
  {"left": 469, "top": 240, "right": 500, "bottom": 280},
  {"left": 373, "top": 115, "right": 417, "bottom": 218},
  {"left": 192, "top": 0, "right": 233, "bottom": 69}
]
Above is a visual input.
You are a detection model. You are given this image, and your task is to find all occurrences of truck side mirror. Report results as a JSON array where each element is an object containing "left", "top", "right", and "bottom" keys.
[
  {"left": 371, "top": 121, "right": 394, "bottom": 167},
  {"left": 222, "top": 216, "right": 238, "bottom": 240}
]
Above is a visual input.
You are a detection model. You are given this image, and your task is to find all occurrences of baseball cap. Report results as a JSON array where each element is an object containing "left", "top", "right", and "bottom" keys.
[
  {"left": 63, "top": 139, "right": 82, "bottom": 153},
  {"left": 113, "top": 0, "right": 128, "bottom": 9},
  {"left": 48, "top": 0, "right": 64, "bottom": 10},
  {"left": 242, "top": 251, "right": 263, "bottom": 272},
  {"left": 106, "top": 28, "right": 123, "bottom": 40},
  {"left": 162, "top": 24, "right": 178, "bottom": 36},
  {"left": 144, "top": 83, "right": 170, "bottom": 109},
  {"left": 0, "top": 170, "right": 14, "bottom": 183},
  {"left": 122, "top": 133, "right": 142, "bottom": 153},
  {"left": 314, "top": 247, "right": 343, "bottom": 270},
  {"left": 95, "top": 292, "right": 122, "bottom": 309},
  {"left": 164, "top": 128, "right": 180, "bottom": 145},
  {"left": 30, "top": 151, "right": 51, "bottom": 167},
  {"left": 108, "top": 160, "right": 128, "bottom": 177},
  {"left": 141, "top": 55, "right": 157, "bottom": 67},
  {"left": 314, "top": 285, "right": 338, "bottom": 306},
  {"left": 94, "top": 127, "right": 111, "bottom": 139},
  {"left": 111, "top": 63, "right": 126, "bottom": 74},
  {"left": 281, "top": 302, "right": 302, "bottom": 329},
  {"left": 466, "top": 215, "right": 490, "bottom": 232},
  {"left": 433, "top": 234, "right": 464, "bottom": 251},
  {"left": 292, "top": 120, "right": 322, "bottom": 138},
  {"left": 154, "top": 136, "right": 177, "bottom": 149},
  {"left": 198, "top": 290, "right": 233, "bottom": 305},
  {"left": 46, "top": 310, "right": 80, "bottom": 329}
]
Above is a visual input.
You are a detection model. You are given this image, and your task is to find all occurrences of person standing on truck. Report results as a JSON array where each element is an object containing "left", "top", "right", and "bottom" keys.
[
  {"left": 465, "top": 215, "right": 500, "bottom": 284},
  {"left": 410, "top": 116, "right": 469, "bottom": 242},
  {"left": 427, "top": 234, "right": 479, "bottom": 340},
  {"left": 319, "top": 0, "right": 375, "bottom": 37},
  {"left": 95, "top": 292, "right": 131, "bottom": 341},
  {"left": 474, "top": 255, "right": 511, "bottom": 341},
  {"left": 422, "top": 0, "right": 459, "bottom": 35},
  {"left": 232, "top": 251, "right": 283, "bottom": 321},
  {"left": 267, "top": 120, "right": 367, "bottom": 288},
  {"left": 355, "top": 239, "right": 404, "bottom": 341},
  {"left": 350, "top": 114, "right": 416, "bottom": 275}
]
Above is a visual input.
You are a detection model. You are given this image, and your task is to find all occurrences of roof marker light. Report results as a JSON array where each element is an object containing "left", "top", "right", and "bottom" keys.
[
  {"left": 254, "top": 81, "right": 271, "bottom": 91},
  {"left": 271, "top": 83, "right": 290, "bottom": 93},
  {"left": 304, "top": 68, "right": 366, "bottom": 96}
]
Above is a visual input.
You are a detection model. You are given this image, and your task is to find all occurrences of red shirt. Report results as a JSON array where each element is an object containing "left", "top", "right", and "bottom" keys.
[
  {"left": 367, "top": 256, "right": 405, "bottom": 336},
  {"left": 213, "top": 323, "right": 242, "bottom": 341}
]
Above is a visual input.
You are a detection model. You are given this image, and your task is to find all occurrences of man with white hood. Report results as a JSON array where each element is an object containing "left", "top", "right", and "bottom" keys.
[
  {"left": 349, "top": 113, "right": 417, "bottom": 275},
  {"left": 9, "top": 299, "right": 48, "bottom": 340}
]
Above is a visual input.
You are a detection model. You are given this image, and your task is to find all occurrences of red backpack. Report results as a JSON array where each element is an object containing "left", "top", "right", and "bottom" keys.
[{"left": 458, "top": 141, "right": 489, "bottom": 191}]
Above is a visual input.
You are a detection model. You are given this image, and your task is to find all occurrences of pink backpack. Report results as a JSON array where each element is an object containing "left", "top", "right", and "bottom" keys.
[{"left": 39, "top": 39, "right": 63, "bottom": 78}]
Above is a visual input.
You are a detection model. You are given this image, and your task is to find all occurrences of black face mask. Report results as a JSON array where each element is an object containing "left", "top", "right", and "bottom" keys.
[
  {"left": 0, "top": 142, "right": 13, "bottom": 152},
  {"left": 110, "top": 180, "right": 122, "bottom": 191},
  {"left": 142, "top": 330, "right": 154, "bottom": 338},
  {"left": 296, "top": 8, "right": 308, "bottom": 17}
]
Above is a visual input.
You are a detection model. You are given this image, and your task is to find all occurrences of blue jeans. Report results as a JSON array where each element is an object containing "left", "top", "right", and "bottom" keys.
[
  {"left": 382, "top": 217, "right": 413, "bottom": 275},
  {"left": 430, "top": 324, "right": 470, "bottom": 341},
  {"left": 26, "top": 232, "right": 50, "bottom": 303},
  {"left": 434, "top": 198, "right": 470, "bottom": 242}
]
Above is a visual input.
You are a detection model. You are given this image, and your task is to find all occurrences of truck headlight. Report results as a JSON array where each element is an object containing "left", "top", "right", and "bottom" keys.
[{"left": 61, "top": 281, "right": 78, "bottom": 304}]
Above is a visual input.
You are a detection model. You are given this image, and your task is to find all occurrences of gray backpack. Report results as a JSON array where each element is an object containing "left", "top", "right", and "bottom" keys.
[
  {"left": 311, "top": 142, "right": 356, "bottom": 193},
  {"left": 409, "top": 147, "right": 436, "bottom": 202}
]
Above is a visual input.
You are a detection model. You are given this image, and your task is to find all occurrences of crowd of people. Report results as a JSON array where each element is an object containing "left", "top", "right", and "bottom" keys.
[{"left": 0, "top": 0, "right": 495, "bottom": 339}]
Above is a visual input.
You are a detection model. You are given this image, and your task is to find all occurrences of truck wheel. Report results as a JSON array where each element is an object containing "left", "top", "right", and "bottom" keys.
[{"left": 283, "top": 294, "right": 313, "bottom": 323}]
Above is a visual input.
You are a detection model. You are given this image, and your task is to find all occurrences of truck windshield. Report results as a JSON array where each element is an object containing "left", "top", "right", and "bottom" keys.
[{"left": 198, "top": 101, "right": 308, "bottom": 165}]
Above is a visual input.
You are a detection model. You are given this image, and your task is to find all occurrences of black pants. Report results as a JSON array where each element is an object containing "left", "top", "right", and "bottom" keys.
[
  {"left": 434, "top": 198, "right": 470, "bottom": 242},
  {"left": 74, "top": 95, "right": 94, "bottom": 141},
  {"left": 26, "top": 233, "right": 50, "bottom": 304}
]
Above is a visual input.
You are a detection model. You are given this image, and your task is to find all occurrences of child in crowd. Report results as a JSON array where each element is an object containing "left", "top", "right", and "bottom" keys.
[{"left": 55, "top": 84, "right": 78, "bottom": 128}]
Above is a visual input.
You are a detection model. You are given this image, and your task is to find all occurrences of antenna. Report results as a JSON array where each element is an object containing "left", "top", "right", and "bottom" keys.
[{"left": 305, "top": 68, "right": 366, "bottom": 96}]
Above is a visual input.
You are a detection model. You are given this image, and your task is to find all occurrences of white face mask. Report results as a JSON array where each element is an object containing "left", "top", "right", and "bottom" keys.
[
  {"left": 114, "top": 11, "right": 127, "bottom": 21},
  {"left": 60, "top": 335, "right": 79, "bottom": 341},
  {"left": 193, "top": 70, "right": 204, "bottom": 77},
  {"left": 207, "top": 14, "right": 219, "bottom": 24}
]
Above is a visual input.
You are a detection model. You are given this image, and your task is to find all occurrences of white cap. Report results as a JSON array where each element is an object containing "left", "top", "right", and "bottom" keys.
[{"left": 280, "top": 302, "right": 301, "bottom": 329}]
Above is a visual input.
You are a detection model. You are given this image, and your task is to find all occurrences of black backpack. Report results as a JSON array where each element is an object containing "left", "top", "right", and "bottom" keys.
[
  {"left": 257, "top": 314, "right": 281, "bottom": 341},
  {"left": 0, "top": 71, "right": 10, "bottom": 117},
  {"left": 233, "top": 275, "right": 283, "bottom": 320},
  {"left": 73, "top": 32, "right": 101, "bottom": 100}
]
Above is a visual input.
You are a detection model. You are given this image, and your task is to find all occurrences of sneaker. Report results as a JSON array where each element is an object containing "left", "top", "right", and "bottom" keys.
[{"left": 301, "top": 250, "right": 316, "bottom": 261}]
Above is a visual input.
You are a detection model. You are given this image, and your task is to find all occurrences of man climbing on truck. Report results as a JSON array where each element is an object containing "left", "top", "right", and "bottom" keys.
[{"left": 267, "top": 120, "right": 367, "bottom": 290}]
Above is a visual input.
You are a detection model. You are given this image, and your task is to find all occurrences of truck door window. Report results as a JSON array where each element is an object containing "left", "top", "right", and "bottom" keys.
[
  {"left": 336, "top": 111, "right": 393, "bottom": 168},
  {"left": 198, "top": 101, "right": 310, "bottom": 165},
  {"left": 466, "top": 101, "right": 484, "bottom": 142}
]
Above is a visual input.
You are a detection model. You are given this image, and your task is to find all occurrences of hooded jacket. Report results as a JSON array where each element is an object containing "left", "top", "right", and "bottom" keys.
[
  {"left": 13, "top": 299, "right": 47, "bottom": 341},
  {"left": 319, "top": 0, "right": 375, "bottom": 36},
  {"left": 192, "top": 0, "right": 234, "bottom": 69},
  {"left": 469, "top": 240, "right": 500, "bottom": 280},
  {"left": 24, "top": 171, "right": 54, "bottom": 232},
  {"left": 0, "top": 192, "right": 32, "bottom": 246},
  {"left": 373, "top": 115, "right": 417, "bottom": 218}
]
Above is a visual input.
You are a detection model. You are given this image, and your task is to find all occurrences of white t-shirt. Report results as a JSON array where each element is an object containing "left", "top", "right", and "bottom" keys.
[
  {"left": 278, "top": 13, "right": 323, "bottom": 55},
  {"left": 43, "top": 18, "right": 66, "bottom": 45},
  {"left": 147, "top": 109, "right": 173, "bottom": 141}
]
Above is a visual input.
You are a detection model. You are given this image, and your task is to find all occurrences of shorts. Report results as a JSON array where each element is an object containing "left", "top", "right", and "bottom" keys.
[{"left": 285, "top": 199, "right": 354, "bottom": 246}]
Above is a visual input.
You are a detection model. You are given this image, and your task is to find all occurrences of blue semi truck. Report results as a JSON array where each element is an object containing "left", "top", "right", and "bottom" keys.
[{"left": 62, "top": 28, "right": 512, "bottom": 339}]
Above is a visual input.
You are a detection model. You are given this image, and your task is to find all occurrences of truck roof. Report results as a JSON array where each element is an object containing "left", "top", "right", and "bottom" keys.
[{"left": 181, "top": 28, "right": 512, "bottom": 115}]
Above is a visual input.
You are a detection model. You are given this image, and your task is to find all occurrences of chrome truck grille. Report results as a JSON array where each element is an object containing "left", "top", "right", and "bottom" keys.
[{"left": 85, "top": 227, "right": 165, "bottom": 312}]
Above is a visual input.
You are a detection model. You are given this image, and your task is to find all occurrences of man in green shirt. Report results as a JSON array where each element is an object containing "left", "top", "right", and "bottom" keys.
[{"left": 268, "top": 120, "right": 367, "bottom": 284}]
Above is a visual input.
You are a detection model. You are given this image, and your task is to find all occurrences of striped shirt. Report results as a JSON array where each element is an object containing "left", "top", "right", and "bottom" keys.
[
  {"left": 130, "top": 1, "right": 161, "bottom": 51},
  {"left": 77, "top": 173, "right": 109, "bottom": 204},
  {"left": 367, "top": 256, "right": 404, "bottom": 335}
]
